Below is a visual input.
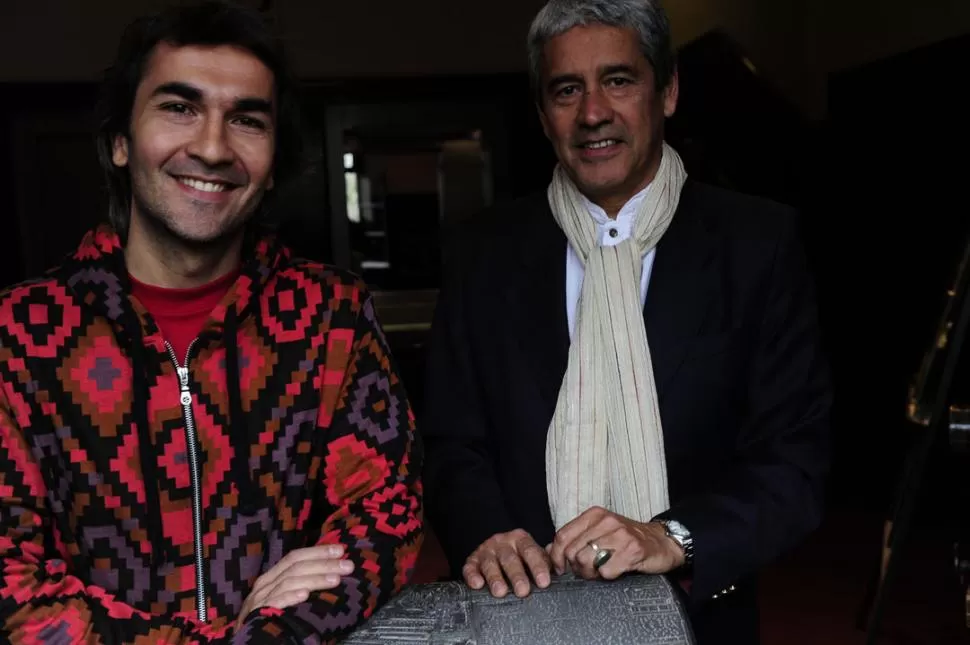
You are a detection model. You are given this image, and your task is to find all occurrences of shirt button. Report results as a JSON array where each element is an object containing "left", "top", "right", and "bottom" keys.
[{"left": 608, "top": 228, "right": 619, "bottom": 238}]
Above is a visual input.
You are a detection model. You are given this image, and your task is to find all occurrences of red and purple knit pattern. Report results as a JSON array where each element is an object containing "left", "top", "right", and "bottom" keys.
[{"left": 0, "top": 227, "right": 423, "bottom": 644}]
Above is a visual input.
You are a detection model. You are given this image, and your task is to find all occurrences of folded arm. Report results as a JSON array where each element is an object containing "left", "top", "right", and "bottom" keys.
[
  {"left": 257, "top": 294, "right": 424, "bottom": 644},
  {"left": 0, "top": 377, "right": 298, "bottom": 644}
]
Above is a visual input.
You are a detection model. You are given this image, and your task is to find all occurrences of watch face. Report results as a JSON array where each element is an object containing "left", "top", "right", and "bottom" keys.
[{"left": 666, "top": 520, "right": 688, "bottom": 537}]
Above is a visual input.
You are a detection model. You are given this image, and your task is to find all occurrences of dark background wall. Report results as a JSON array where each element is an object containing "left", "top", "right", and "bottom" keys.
[{"left": 2, "top": 0, "right": 968, "bottom": 115}]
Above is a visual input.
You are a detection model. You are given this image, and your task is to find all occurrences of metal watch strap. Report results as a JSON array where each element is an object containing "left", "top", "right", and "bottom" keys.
[{"left": 660, "top": 519, "right": 694, "bottom": 566}]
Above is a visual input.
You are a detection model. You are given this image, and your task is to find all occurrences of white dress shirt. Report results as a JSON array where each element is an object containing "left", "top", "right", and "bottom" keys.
[{"left": 565, "top": 185, "right": 656, "bottom": 339}]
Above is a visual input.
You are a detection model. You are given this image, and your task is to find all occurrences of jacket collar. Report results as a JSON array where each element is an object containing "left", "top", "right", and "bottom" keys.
[{"left": 60, "top": 223, "right": 289, "bottom": 346}]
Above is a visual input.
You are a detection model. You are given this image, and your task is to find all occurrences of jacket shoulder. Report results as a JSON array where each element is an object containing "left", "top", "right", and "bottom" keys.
[
  {"left": 441, "top": 191, "right": 552, "bottom": 262},
  {"left": 279, "top": 258, "right": 375, "bottom": 309},
  {"left": 680, "top": 180, "right": 800, "bottom": 241},
  {"left": 0, "top": 272, "right": 74, "bottom": 327}
]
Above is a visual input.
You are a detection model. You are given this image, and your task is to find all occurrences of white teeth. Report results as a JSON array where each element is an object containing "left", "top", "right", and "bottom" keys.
[
  {"left": 585, "top": 140, "right": 618, "bottom": 149},
  {"left": 179, "top": 177, "right": 228, "bottom": 192}
]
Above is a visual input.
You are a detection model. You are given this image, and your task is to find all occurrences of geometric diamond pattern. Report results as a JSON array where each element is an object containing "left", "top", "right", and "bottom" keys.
[
  {"left": 59, "top": 331, "right": 131, "bottom": 433},
  {"left": 0, "top": 225, "right": 424, "bottom": 643},
  {"left": 1, "top": 283, "right": 82, "bottom": 360},
  {"left": 260, "top": 270, "right": 325, "bottom": 345}
]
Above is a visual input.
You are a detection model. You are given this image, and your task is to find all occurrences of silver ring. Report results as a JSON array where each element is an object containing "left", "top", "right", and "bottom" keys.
[{"left": 588, "top": 542, "right": 612, "bottom": 569}]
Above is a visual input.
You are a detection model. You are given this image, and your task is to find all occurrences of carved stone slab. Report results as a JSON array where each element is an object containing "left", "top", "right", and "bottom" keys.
[{"left": 342, "top": 573, "right": 696, "bottom": 644}]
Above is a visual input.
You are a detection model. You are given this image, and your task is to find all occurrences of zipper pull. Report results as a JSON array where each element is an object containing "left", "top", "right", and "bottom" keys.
[{"left": 177, "top": 367, "right": 192, "bottom": 406}]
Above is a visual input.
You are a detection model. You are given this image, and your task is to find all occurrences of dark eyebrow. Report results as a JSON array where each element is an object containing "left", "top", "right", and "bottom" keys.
[
  {"left": 150, "top": 82, "right": 273, "bottom": 115},
  {"left": 234, "top": 97, "right": 273, "bottom": 115},
  {"left": 150, "top": 81, "right": 202, "bottom": 102},
  {"left": 545, "top": 63, "right": 641, "bottom": 93},
  {"left": 601, "top": 64, "right": 639, "bottom": 77}
]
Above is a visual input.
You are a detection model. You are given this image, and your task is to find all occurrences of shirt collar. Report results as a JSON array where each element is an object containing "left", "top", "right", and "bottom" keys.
[{"left": 579, "top": 181, "right": 652, "bottom": 225}]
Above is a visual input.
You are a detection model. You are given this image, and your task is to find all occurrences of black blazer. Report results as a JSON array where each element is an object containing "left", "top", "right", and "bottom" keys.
[{"left": 421, "top": 180, "right": 832, "bottom": 644}]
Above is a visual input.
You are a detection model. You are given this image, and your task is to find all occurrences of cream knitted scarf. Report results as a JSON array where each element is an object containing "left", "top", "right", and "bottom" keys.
[{"left": 545, "top": 142, "right": 687, "bottom": 529}]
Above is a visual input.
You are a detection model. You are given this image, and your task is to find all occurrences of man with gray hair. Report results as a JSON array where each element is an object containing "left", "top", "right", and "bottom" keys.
[{"left": 422, "top": 0, "right": 831, "bottom": 642}]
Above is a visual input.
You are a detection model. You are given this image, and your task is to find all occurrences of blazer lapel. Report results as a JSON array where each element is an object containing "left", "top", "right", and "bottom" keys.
[
  {"left": 644, "top": 181, "right": 718, "bottom": 398},
  {"left": 505, "top": 197, "right": 570, "bottom": 421},
  {"left": 504, "top": 182, "right": 717, "bottom": 418}
]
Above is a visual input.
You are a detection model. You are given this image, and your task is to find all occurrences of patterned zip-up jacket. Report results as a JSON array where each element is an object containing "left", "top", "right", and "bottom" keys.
[{"left": 0, "top": 226, "right": 423, "bottom": 644}]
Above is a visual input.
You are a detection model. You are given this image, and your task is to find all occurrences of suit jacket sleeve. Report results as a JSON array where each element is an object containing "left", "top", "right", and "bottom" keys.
[
  {"left": 422, "top": 229, "right": 519, "bottom": 575},
  {"left": 659, "top": 213, "right": 832, "bottom": 604}
]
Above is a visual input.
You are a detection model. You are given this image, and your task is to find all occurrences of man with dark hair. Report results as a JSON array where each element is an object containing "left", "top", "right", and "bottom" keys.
[
  {"left": 422, "top": 0, "right": 831, "bottom": 642},
  {"left": 0, "top": 2, "right": 422, "bottom": 643}
]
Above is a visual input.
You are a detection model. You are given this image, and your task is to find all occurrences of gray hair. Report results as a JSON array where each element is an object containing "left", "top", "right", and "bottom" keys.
[{"left": 527, "top": 0, "right": 675, "bottom": 100}]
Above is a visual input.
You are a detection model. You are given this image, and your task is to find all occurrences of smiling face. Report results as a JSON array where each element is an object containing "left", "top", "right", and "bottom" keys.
[
  {"left": 537, "top": 23, "right": 678, "bottom": 214},
  {"left": 112, "top": 42, "right": 276, "bottom": 247}
]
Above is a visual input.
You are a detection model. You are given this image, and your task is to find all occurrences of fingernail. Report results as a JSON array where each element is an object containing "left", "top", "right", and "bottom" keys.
[
  {"left": 325, "top": 575, "right": 340, "bottom": 586},
  {"left": 537, "top": 573, "right": 550, "bottom": 586},
  {"left": 339, "top": 560, "right": 354, "bottom": 574},
  {"left": 328, "top": 545, "right": 344, "bottom": 558},
  {"left": 490, "top": 583, "right": 504, "bottom": 596}
]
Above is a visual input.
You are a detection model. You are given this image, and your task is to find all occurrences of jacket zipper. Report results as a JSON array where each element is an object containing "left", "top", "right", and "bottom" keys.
[{"left": 164, "top": 339, "right": 208, "bottom": 624}]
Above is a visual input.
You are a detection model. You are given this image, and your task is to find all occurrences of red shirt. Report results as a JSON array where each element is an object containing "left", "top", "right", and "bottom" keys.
[{"left": 130, "top": 268, "right": 240, "bottom": 362}]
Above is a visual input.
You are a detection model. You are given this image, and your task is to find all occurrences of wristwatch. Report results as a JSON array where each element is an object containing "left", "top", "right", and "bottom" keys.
[{"left": 658, "top": 519, "right": 694, "bottom": 566}]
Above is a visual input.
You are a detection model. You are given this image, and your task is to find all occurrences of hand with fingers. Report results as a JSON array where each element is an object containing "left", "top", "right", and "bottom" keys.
[
  {"left": 234, "top": 543, "right": 355, "bottom": 633},
  {"left": 463, "top": 529, "right": 553, "bottom": 598},
  {"left": 548, "top": 506, "right": 685, "bottom": 581}
]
